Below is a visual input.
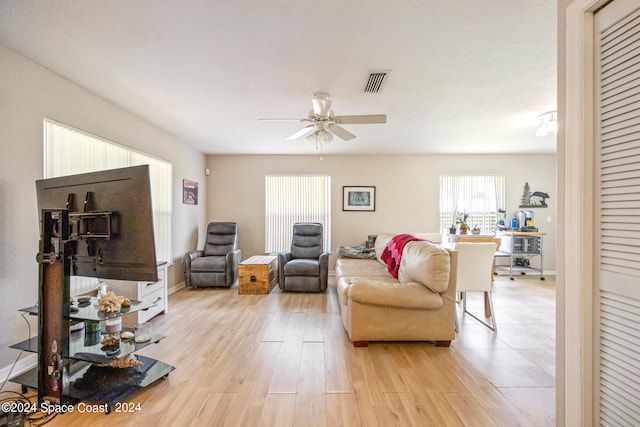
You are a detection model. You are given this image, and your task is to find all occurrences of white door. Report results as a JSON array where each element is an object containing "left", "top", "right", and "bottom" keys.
[{"left": 594, "top": 0, "right": 640, "bottom": 424}]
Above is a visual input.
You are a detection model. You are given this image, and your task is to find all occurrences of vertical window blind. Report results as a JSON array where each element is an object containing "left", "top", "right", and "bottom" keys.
[
  {"left": 44, "top": 119, "right": 173, "bottom": 265},
  {"left": 265, "top": 174, "right": 331, "bottom": 253},
  {"left": 439, "top": 175, "right": 506, "bottom": 234}
]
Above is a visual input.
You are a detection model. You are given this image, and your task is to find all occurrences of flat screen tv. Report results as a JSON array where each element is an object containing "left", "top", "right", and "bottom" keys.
[{"left": 36, "top": 165, "right": 158, "bottom": 282}]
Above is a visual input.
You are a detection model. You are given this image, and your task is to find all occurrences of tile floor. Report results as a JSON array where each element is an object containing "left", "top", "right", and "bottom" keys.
[{"left": 453, "top": 273, "right": 556, "bottom": 426}]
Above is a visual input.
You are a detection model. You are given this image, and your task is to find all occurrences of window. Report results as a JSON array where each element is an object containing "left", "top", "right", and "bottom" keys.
[
  {"left": 439, "top": 175, "right": 506, "bottom": 234},
  {"left": 44, "top": 118, "right": 173, "bottom": 264},
  {"left": 265, "top": 174, "right": 331, "bottom": 253}
]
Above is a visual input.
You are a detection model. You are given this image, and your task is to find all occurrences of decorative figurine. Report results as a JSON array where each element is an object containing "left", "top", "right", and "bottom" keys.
[
  {"left": 531, "top": 191, "right": 549, "bottom": 207},
  {"left": 519, "top": 182, "right": 550, "bottom": 207}
]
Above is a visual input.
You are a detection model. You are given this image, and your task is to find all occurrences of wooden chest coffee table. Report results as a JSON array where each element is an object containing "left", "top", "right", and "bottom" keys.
[{"left": 238, "top": 255, "right": 278, "bottom": 294}]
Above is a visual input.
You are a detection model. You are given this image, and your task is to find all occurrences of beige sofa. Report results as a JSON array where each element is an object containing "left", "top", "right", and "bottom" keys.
[{"left": 335, "top": 233, "right": 457, "bottom": 347}]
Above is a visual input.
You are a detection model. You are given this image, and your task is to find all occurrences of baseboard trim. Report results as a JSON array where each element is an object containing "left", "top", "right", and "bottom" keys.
[
  {"left": 0, "top": 353, "right": 37, "bottom": 385},
  {"left": 494, "top": 270, "right": 557, "bottom": 277},
  {"left": 168, "top": 281, "right": 185, "bottom": 295}
]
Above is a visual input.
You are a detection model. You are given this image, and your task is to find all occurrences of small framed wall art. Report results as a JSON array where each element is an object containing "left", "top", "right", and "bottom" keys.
[
  {"left": 183, "top": 179, "right": 198, "bottom": 205},
  {"left": 343, "top": 186, "right": 376, "bottom": 211}
]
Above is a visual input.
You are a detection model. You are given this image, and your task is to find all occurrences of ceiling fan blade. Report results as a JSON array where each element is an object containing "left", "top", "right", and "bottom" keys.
[
  {"left": 286, "top": 125, "right": 315, "bottom": 140},
  {"left": 327, "top": 124, "right": 356, "bottom": 141},
  {"left": 334, "top": 114, "right": 387, "bottom": 124},
  {"left": 258, "top": 118, "right": 306, "bottom": 122},
  {"left": 312, "top": 93, "right": 332, "bottom": 117}
]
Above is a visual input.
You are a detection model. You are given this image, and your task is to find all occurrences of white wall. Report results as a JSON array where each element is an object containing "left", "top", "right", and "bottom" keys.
[
  {"left": 207, "top": 153, "right": 557, "bottom": 270},
  {"left": 0, "top": 45, "right": 206, "bottom": 367}
]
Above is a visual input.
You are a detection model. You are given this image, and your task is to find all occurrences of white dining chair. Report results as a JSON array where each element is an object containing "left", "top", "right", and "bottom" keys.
[{"left": 455, "top": 242, "right": 498, "bottom": 331}]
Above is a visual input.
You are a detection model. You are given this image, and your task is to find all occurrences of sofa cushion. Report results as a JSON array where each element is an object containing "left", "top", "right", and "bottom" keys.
[
  {"left": 283, "top": 259, "right": 319, "bottom": 276},
  {"left": 336, "top": 258, "right": 390, "bottom": 278},
  {"left": 337, "top": 275, "right": 399, "bottom": 306},
  {"left": 346, "top": 277, "right": 443, "bottom": 309},
  {"left": 381, "top": 234, "right": 426, "bottom": 278},
  {"left": 398, "top": 241, "right": 450, "bottom": 293},
  {"left": 191, "top": 255, "right": 227, "bottom": 272},
  {"left": 203, "top": 222, "right": 238, "bottom": 256},
  {"left": 290, "top": 222, "right": 323, "bottom": 259}
]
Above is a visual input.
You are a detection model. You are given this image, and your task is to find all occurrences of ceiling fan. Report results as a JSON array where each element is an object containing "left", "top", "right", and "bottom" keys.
[{"left": 259, "top": 92, "right": 387, "bottom": 144}]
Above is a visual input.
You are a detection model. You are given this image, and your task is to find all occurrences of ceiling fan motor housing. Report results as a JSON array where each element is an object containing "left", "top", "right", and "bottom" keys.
[{"left": 312, "top": 93, "right": 332, "bottom": 117}]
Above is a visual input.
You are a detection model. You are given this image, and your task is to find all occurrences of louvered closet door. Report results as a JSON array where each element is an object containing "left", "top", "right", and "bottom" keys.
[{"left": 595, "top": 1, "right": 640, "bottom": 425}]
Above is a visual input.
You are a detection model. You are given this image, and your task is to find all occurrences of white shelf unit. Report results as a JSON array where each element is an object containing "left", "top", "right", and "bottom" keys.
[
  {"left": 105, "top": 262, "right": 168, "bottom": 327},
  {"left": 495, "top": 232, "right": 545, "bottom": 280}
]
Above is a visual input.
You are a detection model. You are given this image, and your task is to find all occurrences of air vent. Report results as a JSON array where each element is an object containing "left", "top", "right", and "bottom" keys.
[{"left": 364, "top": 70, "right": 390, "bottom": 93}]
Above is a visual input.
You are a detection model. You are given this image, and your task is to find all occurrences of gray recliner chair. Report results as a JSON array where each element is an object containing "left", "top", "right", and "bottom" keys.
[
  {"left": 278, "top": 222, "right": 329, "bottom": 292},
  {"left": 183, "top": 222, "right": 242, "bottom": 288}
]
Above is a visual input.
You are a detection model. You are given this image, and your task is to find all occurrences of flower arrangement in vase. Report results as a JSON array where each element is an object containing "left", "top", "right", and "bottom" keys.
[{"left": 456, "top": 212, "right": 469, "bottom": 234}]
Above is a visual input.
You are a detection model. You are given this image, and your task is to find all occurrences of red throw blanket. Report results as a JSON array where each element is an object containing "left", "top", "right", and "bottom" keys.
[{"left": 380, "top": 234, "right": 426, "bottom": 278}]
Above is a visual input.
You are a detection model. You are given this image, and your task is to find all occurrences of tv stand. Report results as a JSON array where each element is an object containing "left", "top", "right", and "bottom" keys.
[
  {"left": 9, "top": 207, "right": 174, "bottom": 411},
  {"left": 10, "top": 298, "right": 174, "bottom": 409}
]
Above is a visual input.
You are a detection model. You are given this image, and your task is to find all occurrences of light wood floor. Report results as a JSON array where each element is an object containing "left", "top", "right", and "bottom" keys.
[{"left": 11, "top": 274, "right": 556, "bottom": 426}]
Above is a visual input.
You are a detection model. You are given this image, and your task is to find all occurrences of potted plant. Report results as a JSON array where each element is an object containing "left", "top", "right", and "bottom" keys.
[
  {"left": 449, "top": 224, "right": 457, "bottom": 234},
  {"left": 456, "top": 212, "right": 469, "bottom": 234}
]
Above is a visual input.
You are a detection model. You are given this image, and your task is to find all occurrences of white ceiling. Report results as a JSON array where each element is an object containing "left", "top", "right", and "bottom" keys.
[{"left": 0, "top": 0, "right": 557, "bottom": 155}]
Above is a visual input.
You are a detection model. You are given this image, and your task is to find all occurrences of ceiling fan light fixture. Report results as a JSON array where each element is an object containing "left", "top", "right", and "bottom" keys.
[
  {"left": 536, "top": 111, "right": 557, "bottom": 137},
  {"left": 321, "top": 130, "right": 333, "bottom": 143},
  {"left": 306, "top": 129, "right": 334, "bottom": 160},
  {"left": 306, "top": 129, "right": 333, "bottom": 144},
  {"left": 547, "top": 115, "right": 558, "bottom": 134}
]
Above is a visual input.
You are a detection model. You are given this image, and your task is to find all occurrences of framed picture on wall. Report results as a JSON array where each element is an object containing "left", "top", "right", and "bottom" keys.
[
  {"left": 183, "top": 179, "right": 198, "bottom": 205},
  {"left": 343, "top": 186, "right": 376, "bottom": 211}
]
